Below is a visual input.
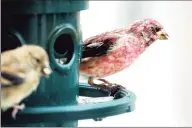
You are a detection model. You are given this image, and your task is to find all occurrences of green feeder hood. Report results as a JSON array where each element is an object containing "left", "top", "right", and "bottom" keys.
[
  {"left": 1, "top": 83, "right": 136, "bottom": 125},
  {"left": 2, "top": 0, "right": 88, "bottom": 14}
]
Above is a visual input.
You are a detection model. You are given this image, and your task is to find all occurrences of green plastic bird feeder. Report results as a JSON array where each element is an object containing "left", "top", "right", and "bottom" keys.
[{"left": 1, "top": 0, "right": 136, "bottom": 127}]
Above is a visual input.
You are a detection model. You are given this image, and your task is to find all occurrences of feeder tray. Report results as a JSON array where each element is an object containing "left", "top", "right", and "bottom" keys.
[{"left": 1, "top": 83, "right": 136, "bottom": 126}]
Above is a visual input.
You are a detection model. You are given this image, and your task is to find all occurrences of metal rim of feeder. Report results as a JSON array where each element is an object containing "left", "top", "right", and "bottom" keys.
[{"left": 1, "top": 83, "right": 136, "bottom": 126}]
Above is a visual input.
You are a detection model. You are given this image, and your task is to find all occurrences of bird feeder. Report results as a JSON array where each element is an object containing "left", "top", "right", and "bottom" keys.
[{"left": 1, "top": 0, "right": 136, "bottom": 127}]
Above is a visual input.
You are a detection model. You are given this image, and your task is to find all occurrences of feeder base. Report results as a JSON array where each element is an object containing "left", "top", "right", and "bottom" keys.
[{"left": 1, "top": 83, "right": 136, "bottom": 127}]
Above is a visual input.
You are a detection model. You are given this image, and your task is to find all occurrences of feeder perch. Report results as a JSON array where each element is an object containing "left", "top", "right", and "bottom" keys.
[{"left": 1, "top": 0, "right": 136, "bottom": 127}]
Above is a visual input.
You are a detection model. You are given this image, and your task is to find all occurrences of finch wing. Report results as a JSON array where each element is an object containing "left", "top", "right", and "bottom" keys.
[
  {"left": 1, "top": 51, "right": 26, "bottom": 88},
  {"left": 1, "top": 71, "right": 25, "bottom": 88},
  {"left": 82, "top": 33, "right": 119, "bottom": 58}
]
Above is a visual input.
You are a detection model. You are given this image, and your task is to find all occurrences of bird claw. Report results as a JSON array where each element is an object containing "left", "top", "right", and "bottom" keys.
[
  {"left": 96, "top": 82, "right": 126, "bottom": 97},
  {"left": 88, "top": 77, "right": 126, "bottom": 97},
  {"left": 108, "top": 84, "right": 126, "bottom": 97},
  {"left": 12, "top": 103, "right": 25, "bottom": 119}
]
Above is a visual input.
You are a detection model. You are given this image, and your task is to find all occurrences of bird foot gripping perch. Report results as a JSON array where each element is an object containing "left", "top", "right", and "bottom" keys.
[
  {"left": 108, "top": 84, "right": 126, "bottom": 97},
  {"left": 97, "top": 79, "right": 126, "bottom": 97},
  {"left": 12, "top": 103, "right": 25, "bottom": 119},
  {"left": 88, "top": 77, "right": 126, "bottom": 97}
]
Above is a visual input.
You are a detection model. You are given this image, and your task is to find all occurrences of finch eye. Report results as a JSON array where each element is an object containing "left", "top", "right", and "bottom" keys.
[
  {"left": 36, "top": 58, "right": 40, "bottom": 63},
  {"left": 151, "top": 26, "right": 161, "bottom": 34},
  {"left": 154, "top": 26, "right": 161, "bottom": 32},
  {"left": 152, "top": 26, "right": 161, "bottom": 32}
]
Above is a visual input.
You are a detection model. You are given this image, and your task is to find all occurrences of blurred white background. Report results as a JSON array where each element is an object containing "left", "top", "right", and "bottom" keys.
[{"left": 78, "top": 1, "right": 192, "bottom": 127}]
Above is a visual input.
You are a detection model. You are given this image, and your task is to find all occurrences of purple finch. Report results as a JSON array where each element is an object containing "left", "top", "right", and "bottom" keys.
[{"left": 80, "top": 18, "right": 168, "bottom": 96}]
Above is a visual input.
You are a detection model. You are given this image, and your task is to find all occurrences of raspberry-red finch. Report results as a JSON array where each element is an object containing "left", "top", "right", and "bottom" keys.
[{"left": 80, "top": 18, "right": 168, "bottom": 96}]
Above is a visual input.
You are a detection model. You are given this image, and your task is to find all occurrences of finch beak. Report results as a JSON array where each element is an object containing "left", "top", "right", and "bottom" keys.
[
  {"left": 157, "top": 30, "right": 169, "bottom": 40},
  {"left": 42, "top": 63, "right": 52, "bottom": 77}
]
